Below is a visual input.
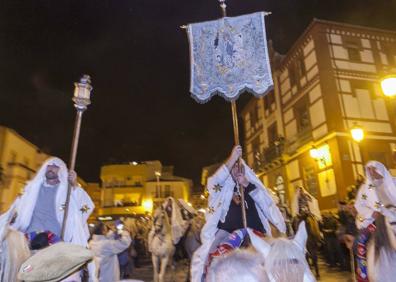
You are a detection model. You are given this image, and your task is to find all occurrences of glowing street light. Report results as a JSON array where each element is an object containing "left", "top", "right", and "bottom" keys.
[
  {"left": 381, "top": 76, "right": 396, "bottom": 97},
  {"left": 309, "top": 147, "right": 320, "bottom": 159},
  {"left": 351, "top": 124, "right": 365, "bottom": 143},
  {"left": 142, "top": 199, "right": 153, "bottom": 212}
]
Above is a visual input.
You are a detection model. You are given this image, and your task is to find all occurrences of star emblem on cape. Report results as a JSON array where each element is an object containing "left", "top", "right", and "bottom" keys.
[
  {"left": 208, "top": 206, "right": 215, "bottom": 214},
  {"left": 374, "top": 201, "right": 383, "bottom": 209},
  {"left": 213, "top": 184, "right": 222, "bottom": 193},
  {"left": 80, "top": 204, "right": 90, "bottom": 213},
  {"left": 361, "top": 194, "right": 368, "bottom": 200}
]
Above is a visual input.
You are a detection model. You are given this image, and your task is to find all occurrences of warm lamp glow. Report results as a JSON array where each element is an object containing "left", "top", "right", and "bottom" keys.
[
  {"left": 381, "top": 76, "right": 396, "bottom": 97},
  {"left": 310, "top": 148, "right": 319, "bottom": 159},
  {"left": 310, "top": 144, "right": 332, "bottom": 169},
  {"left": 351, "top": 125, "right": 364, "bottom": 142},
  {"left": 142, "top": 199, "right": 153, "bottom": 212}
]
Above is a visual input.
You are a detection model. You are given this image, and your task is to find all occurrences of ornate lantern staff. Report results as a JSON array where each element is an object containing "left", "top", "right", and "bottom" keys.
[
  {"left": 184, "top": 0, "right": 273, "bottom": 228},
  {"left": 60, "top": 75, "right": 93, "bottom": 240}
]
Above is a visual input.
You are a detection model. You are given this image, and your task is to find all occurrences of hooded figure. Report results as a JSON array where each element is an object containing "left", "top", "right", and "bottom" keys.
[
  {"left": 353, "top": 161, "right": 396, "bottom": 282},
  {"left": 191, "top": 146, "right": 286, "bottom": 282},
  {"left": 354, "top": 161, "right": 396, "bottom": 230},
  {"left": 291, "top": 187, "right": 322, "bottom": 221},
  {"left": 1, "top": 157, "right": 94, "bottom": 246},
  {"left": 161, "top": 197, "right": 189, "bottom": 245}
]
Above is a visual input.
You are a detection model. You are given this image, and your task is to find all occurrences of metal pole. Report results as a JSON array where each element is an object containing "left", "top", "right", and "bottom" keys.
[{"left": 61, "top": 109, "right": 85, "bottom": 240}]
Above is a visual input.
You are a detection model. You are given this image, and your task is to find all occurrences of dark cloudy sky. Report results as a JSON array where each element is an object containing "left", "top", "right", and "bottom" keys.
[{"left": 0, "top": 0, "right": 395, "bottom": 186}]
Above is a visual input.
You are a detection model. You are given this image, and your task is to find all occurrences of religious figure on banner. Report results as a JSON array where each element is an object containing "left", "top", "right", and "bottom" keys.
[{"left": 187, "top": 12, "right": 273, "bottom": 103}]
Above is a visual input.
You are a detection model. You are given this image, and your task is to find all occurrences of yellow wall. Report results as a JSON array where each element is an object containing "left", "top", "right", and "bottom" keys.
[{"left": 0, "top": 127, "right": 49, "bottom": 212}]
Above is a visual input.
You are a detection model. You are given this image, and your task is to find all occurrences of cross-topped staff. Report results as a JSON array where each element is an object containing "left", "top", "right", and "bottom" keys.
[{"left": 184, "top": 0, "right": 274, "bottom": 229}]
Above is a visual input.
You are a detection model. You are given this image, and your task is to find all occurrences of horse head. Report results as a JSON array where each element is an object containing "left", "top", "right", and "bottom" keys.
[
  {"left": 250, "top": 222, "right": 315, "bottom": 282},
  {"left": 153, "top": 208, "right": 171, "bottom": 235}
]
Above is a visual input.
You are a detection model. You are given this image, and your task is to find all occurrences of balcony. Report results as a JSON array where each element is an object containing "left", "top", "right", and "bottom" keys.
[
  {"left": 253, "top": 137, "right": 285, "bottom": 172},
  {"left": 285, "top": 127, "right": 313, "bottom": 154}
]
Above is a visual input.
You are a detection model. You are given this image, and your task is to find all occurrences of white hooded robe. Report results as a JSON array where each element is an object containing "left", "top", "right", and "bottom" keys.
[{"left": 191, "top": 162, "right": 286, "bottom": 282}]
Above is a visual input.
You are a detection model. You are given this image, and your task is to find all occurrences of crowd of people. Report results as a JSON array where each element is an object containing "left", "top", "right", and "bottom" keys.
[{"left": 1, "top": 146, "right": 396, "bottom": 282}]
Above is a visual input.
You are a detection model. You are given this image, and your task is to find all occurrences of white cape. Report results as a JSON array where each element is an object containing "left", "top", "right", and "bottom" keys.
[
  {"left": 191, "top": 162, "right": 286, "bottom": 282},
  {"left": 2, "top": 157, "right": 94, "bottom": 246}
]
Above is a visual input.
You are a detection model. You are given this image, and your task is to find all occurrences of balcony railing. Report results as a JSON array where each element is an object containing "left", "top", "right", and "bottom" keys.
[
  {"left": 263, "top": 141, "right": 284, "bottom": 163},
  {"left": 285, "top": 127, "right": 312, "bottom": 154}
]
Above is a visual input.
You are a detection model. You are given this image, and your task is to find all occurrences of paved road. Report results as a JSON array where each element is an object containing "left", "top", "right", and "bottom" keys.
[{"left": 128, "top": 257, "right": 354, "bottom": 282}]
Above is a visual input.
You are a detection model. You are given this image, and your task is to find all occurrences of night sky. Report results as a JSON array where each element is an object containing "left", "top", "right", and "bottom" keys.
[{"left": 1, "top": 0, "right": 395, "bottom": 187}]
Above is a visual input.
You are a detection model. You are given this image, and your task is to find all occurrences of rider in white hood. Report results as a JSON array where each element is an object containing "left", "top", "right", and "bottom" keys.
[
  {"left": 355, "top": 161, "right": 396, "bottom": 229},
  {"left": 191, "top": 146, "right": 286, "bottom": 282},
  {"left": 1, "top": 157, "right": 94, "bottom": 246},
  {"left": 161, "top": 197, "right": 189, "bottom": 245}
]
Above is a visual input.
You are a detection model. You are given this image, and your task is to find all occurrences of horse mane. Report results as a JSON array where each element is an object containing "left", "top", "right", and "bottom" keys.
[
  {"left": 265, "top": 238, "right": 308, "bottom": 282},
  {"left": 206, "top": 248, "right": 268, "bottom": 282},
  {"left": 163, "top": 210, "right": 172, "bottom": 234}
]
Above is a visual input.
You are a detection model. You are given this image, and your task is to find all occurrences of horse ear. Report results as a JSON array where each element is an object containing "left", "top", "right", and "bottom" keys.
[
  {"left": 248, "top": 229, "right": 271, "bottom": 257},
  {"left": 294, "top": 221, "right": 308, "bottom": 252}
]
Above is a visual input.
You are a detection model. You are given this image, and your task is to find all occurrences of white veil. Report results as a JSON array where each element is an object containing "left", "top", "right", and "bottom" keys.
[
  {"left": 162, "top": 197, "right": 187, "bottom": 244},
  {"left": 12, "top": 157, "right": 69, "bottom": 233},
  {"left": 291, "top": 187, "right": 322, "bottom": 221},
  {"left": 365, "top": 161, "right": 396, "bottom": 207}
]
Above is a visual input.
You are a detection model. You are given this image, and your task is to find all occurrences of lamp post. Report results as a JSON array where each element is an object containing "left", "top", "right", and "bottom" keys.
[
  {"left": 155, "top": 171, "right": 161, "bottom": 199},
  {"left": 350, "top": 123, "right": 365, "bottom": 166},
  {"left": 60, "top": 75, "right": 93, "bottom": 240}
]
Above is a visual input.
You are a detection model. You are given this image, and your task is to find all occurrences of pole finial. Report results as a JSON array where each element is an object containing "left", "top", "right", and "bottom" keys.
[{"left": 218, "top": 0, "right": 227, "bottom": 17}]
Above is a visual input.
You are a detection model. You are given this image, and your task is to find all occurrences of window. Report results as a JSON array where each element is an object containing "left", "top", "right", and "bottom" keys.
[
  {"left": 289, "top": 66, "right": 297, "bottom": 87},
  {"left": 383, "top": 44, "right": 395, "bottom": 65},
  {"left": 252, "top": 137, "right": 261, "bottom": 171},
  {"left": 347, "top": 47, "right": 361, "bottom": 61},
  {"left": 250, "top": 103, "right": 259, "bottom": 126},
  {"left": 296, "top": 57, "right": 306, "bottom": 77},
  {"left": 295, "top": 102, "right": 311, "bottom": 131},
  {"left": 164, "top": 185, "right": 173, "bottom": 197},
  {"left": 267, "top": 122, "right": 278, "bottom": 145},
  {"left": 264, "top": 91, "right": 275, "bottom": 113}
]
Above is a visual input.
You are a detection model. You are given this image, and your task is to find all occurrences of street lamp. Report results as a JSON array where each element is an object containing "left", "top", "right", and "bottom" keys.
[
  {"left": 381, "top": 76, "right": 396, "bottom": 97},
  {"left": 350, "top": 123, "right": 365, "bottom": 166},
  {"left": 61, "top": 75, "right": 93, "bottom": 240},
  {"left": 155, "top": 171, "right": 161, "bottom": 198},
  {"left": 350, "top": 124, "right": 364, "bottom": 143}
]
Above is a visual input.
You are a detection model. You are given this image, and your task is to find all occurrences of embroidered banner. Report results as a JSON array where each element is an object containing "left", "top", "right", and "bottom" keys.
[{"left": 187, "top": 12, "right": 273, "bottom": 103}]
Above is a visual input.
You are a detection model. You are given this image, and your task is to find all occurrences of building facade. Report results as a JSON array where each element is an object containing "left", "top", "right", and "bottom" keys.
[
  {"left": 242, "top": 19, "right": 396, "bottom": 210},
  {"left": 98, "top": 161, "right": 192, "bottom": 219},
  {"left": 0, "top": 126, "right": 49, "bottom": 212}
]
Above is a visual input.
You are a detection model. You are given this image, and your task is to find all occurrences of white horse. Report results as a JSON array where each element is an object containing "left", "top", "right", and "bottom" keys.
[
  {"left": 367, "top": 207, "right": 396, "bottom": 282},
  {"left": 206, "top": 222, "right": 316, "bottom": 282},
  {"left": 0, "top": 207, "right": 31, "bottom": 282},
  {"left": 148, "top": 208, "right": 175, "bottom": 282}
]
